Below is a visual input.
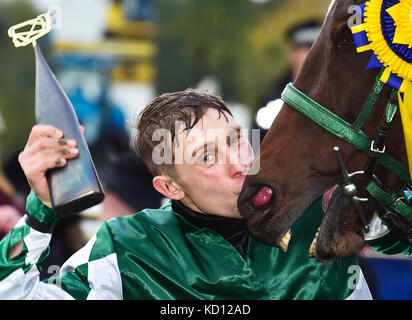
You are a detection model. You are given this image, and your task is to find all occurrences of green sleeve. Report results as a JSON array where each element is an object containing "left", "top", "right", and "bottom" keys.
[
  {"left": 0, "top": 191, "right": 79, "bottom": 299},
  {"left": 0, "top": 191, "right": 56, "bottom": 283},
  {"left": 54, "top": 221, "right": 123, "bottom": 300}
]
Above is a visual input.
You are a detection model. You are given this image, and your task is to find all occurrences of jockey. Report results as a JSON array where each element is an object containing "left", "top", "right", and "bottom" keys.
[{"left": 0, "top": 89, "right": 411, "bottom": 300}]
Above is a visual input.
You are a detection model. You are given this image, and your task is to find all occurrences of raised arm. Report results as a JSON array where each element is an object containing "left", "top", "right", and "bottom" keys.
[{"left": 0, "top": 125, "right": 81, "bottom": 299}]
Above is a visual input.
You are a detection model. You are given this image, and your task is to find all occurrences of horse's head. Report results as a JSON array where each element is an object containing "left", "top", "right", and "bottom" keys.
[{"left": 238, "top": 0, "right": 408, "bottom": 261}]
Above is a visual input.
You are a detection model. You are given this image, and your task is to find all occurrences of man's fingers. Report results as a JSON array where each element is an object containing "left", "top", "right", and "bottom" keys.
[
  {"left": 24, "top": 137, "right": 77, "bottom": 156},
  {"left": 42, "top": 149, "right": 80, "bottom": 169},
  {"left": 27, "top": 125, "right": 64, "bottom": 147},
  {"left": 19, "top": 125, "right": 81, "bottom": 209},
  {"left": 19, "top": 144, "right": 79, "bottom": 170},
  {"left": 54, "top": 154, "right": 66, "bottom": 167},
  {"left": 20, "top": 147, "right": 78, "bottom": 177},
  {"left": 19, "top": 129, "right": 79, "bottom": 181},
  {"left": 57, "top": 138, "right": 77, "bottom": 147}
]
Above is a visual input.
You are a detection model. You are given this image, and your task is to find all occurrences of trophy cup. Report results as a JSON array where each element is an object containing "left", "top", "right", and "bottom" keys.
[{"left": 8, "top": 13, "right": 105, "bottom": 218}]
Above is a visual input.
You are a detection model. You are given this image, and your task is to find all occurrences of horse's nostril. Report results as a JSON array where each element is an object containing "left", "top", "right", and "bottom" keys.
[{"left": 252, "top": 186, "right": 274, "bottom": 207}]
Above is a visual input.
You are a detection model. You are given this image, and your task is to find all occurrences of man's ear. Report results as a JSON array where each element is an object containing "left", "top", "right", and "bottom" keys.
[{"left": 152, "top": 175, "right": 185, "bottom": 200}]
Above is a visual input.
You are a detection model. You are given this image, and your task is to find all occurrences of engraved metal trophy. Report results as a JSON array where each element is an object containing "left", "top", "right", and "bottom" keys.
[{"left": 8, "top": 13, "right": 105, "bottom": 218}]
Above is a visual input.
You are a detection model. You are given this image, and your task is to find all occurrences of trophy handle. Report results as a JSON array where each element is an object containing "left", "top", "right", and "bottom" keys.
[{"left": 7, "top": 12, "right": 52, "bottom": 48}]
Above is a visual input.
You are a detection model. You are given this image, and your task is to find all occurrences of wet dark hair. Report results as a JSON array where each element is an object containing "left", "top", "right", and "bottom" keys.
[{"left": 133, "top": 88, "right": 232, "bottom": 177}]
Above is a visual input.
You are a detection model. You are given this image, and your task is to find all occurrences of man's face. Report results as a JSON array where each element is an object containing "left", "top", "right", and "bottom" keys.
[{"left": 172, "top": 108, "right": 254, "bottom": 218}]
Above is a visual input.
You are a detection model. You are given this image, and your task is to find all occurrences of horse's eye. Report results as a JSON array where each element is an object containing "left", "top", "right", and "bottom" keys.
[{"left": 335, "top": 26, "right": 354, "bottom": 48}]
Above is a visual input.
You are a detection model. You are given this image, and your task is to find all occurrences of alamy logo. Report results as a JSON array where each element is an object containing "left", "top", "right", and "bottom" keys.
[
  {"left": 347, "top": 265, "right": 362, "bottom": 290},
  {"left": 150, "top": 122, "right": 261, "bottom": 175},
  {"left": 347, "top": 5, "right": 363, "bottom": 28}
]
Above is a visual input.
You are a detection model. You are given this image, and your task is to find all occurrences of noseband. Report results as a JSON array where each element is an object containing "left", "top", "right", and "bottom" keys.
[{"left": 281, "top": 70, "right": 412, "bottom": 242}]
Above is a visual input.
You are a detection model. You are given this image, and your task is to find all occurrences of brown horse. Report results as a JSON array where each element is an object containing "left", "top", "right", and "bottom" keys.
[{"left": 238, "top": 0, "right": 409, "bottom": 261}]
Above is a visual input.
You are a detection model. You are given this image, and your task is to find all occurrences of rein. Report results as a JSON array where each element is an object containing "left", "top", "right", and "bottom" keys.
[{"left": 281, "top": 71, "right": 412, "bottom": 240}]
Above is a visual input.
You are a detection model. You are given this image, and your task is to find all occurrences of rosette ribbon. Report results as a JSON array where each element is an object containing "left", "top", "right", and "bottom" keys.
[{"left": 351, "top": 0, "right": 412, "bottom": 179}]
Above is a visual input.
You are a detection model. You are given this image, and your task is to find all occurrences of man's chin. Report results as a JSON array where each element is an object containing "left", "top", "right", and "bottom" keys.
[
  {"left": 212, "top": 205, "right": 242, "bottom": 219},
  {"left": 229, "top": 206, "right": 243, "bottom": 219}
]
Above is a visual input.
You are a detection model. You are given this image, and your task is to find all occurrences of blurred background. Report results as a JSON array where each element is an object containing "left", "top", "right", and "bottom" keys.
[
  {"left": 0, "top": 0, "right": 330, "bottom": 278},
  {"left": 0, "top": 0, "right": 331, "bottom": 165}
]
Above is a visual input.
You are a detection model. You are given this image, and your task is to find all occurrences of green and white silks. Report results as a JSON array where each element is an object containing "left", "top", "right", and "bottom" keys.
[{"left": 0, "top": 191, "right": 411, "bottom": 300}]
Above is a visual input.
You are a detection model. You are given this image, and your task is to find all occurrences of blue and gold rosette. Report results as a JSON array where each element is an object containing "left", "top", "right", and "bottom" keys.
[{"left": 351, "top": 0, "right": 412, "bottom": 178}]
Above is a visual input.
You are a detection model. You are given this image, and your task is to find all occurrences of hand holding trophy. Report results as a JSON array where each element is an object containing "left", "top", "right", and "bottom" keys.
[{"left": 8, "top": 12, "right": 105, "bottom": 218}]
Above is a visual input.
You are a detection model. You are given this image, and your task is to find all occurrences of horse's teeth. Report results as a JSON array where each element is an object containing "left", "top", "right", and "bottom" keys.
[
  {"left": 309, "top": 239, "right": 317, "bottom": 257},
  {"left": 277, "top": 229, "right": 292, "bottom": 253},
  {"left": 309, "top": 228, "right": 321, "bottom": 257}
]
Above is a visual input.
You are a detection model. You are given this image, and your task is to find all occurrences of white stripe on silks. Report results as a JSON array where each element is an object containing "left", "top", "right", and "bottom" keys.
[
  {"left": 21, "top": 264, "right": 41, "bottom": 299},
  {"left": 23, "top": 265, "right": 73, "bottom": 300},
  {"left": 60, "top": 234, "right": 97, "bottom": 275},
  {"left": 24, "top": 227, "right": 52, "bottom": 265},
  {"left": 0, "top": 218, "right": 60, "bottom": 299},
  {"left": 0, "top": 217, "right": 77, "bottom": 300},
  {"left": 15, "top": 216, "right": 27, "bottom": 228},
  {"left": 345, "top": 269, "right": 373, "bottom": 300},
  {"left": 0, "top": 264, "right": 75, "bottom": 300},
  {"left": 32, "top": 281, "right": 75, "bottom": 300},
  {"left": 86, "top": 253, "right": 122, "bottom": 300},
  {"left": 0, "top": 267, "right": 26, "bottom": 299}
]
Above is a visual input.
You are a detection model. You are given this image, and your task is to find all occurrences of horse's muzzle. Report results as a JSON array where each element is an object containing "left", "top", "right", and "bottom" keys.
[{"left": 238, "top": 182, "right": 278, "bottom": 224}]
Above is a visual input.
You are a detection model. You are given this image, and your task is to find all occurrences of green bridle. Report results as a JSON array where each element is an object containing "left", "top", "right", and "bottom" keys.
[{"left": 281, "top": 70, "right": 412, "bottom": 235}]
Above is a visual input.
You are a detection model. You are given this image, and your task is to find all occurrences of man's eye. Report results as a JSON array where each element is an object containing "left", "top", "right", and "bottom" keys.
[
  {"left": 201, "top": 154, "right": 215, "bottom": 164},
  {"left": 229, "top": 135, "right": 240, "bottom": 146}
]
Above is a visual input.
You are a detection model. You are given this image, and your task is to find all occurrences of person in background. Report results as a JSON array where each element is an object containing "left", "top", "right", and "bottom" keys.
[
  {"left": 99, "top": 150, "right": 165, "bottom": 222},
  {"left": 0, "top": 112, "right": 25, "bottom": 240},
  {"left": 263, "top": 19, "right": 322, "bottom": 105},
  {"left": 0, "top": 169, "right": 24, "bottom": 240},
  {"left": 255, "top": 19, "right": 322, "bottom": 139}
]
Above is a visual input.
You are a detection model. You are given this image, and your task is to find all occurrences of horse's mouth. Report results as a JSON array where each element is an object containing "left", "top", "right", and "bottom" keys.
[
  {"left": 237, "top": 182, "right": 279, "bottom": 227},
  {"left": 238, "top": 182, "right": 308, "bottom": 252},
  {"left": 239, "top": 183, "right": 369, "bottom": 262},
  {"left": 313, "top": 184, "right": 367, "bottom": 261}
]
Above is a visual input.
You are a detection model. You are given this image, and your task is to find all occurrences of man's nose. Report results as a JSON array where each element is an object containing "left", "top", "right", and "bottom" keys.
[{"left": 227, "top": 147, "right": 253, "bottom": 177}]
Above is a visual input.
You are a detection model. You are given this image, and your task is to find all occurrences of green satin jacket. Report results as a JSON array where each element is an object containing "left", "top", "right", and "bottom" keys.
[{"left": 0, "top": 192, "right": 410, "bottom": 299}]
